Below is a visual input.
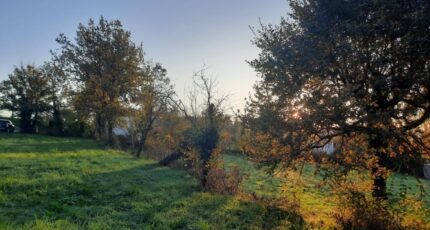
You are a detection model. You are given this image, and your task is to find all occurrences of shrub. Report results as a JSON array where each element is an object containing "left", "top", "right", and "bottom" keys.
[
  {"left": 206, "top": 166, "right": 243, "bottom": 195},
  {"left": 333, "top": 191, "right": 403, "bottom": 230}
]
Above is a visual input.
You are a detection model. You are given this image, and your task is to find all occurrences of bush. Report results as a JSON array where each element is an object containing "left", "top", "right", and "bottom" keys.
[
  {"left": 327, "top": 171, "right": 429, "bottom": 230},
  {"left": 334, "top": 192, "right": 426, "bottom": 230},
  {"left": 333, "top": 191, "right": 403, "bottom": 230},
  {"left": 206, "top": 166, "right": 243, "bottom": 195}
]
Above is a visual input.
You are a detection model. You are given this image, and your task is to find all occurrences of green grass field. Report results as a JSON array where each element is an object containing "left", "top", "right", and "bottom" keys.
[
  {"left": 0, "top": 133, "right": 429, "bottom": 229},
  {"left": 0, "top": 134, "right": 291, "bottom": 230}
]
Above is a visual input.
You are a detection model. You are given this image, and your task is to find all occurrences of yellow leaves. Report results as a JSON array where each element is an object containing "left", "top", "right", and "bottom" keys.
[
  {"left": 243, "top": 132, "right": 294, "bottom": 162},
  {"left": 344, "top": 156, "right": 353, "bottom": 165}
]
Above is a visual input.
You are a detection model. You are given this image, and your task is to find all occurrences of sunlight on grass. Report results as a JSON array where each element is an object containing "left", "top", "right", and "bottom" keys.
[
  {"left": 222, "top": 153, "right": 430, "bottom": 228},
  {"left": 1, "top": 134, "right": 429, "bottom": 229}
]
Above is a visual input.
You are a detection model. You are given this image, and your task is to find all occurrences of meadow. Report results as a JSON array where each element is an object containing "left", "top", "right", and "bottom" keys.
[
  {"left": 0, "top": 134, "right": 298, "bottom": 229},
  {"left": 0, "top": 133, "right": 429, "bottom": 229}
]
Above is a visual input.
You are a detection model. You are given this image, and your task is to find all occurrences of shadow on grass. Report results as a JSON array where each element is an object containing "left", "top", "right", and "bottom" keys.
[
  {"left": 0, "top": 133, "right": 306, "bottom": 229},
  {"left": 1, "top": 163, "right": 305, "bottom": 229},
  {"left": 1, "top": 164, "right": 193, "bottom": 227}
]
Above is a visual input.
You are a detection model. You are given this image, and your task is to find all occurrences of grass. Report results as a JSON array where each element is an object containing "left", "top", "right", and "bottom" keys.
[
  {"left": 0, "top": 133, "right": 305, "bottom": 230},
  {"left": 223, "top": 154, "right": 430, "bottom": 227},
  {"left": 1, "top": 133, "right": 428, "bottom": 229}
]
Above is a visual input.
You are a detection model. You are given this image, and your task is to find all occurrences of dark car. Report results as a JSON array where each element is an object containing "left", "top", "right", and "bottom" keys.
[{"left": 0, "top": 119, "right": 15, "bottom": 133}]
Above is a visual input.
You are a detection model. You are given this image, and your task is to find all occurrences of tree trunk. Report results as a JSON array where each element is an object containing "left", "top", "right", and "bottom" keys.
[
  {"left": 158, "top": 151, "right": 184, "bottom": 166},
  {"left": 201, "top": 164, "right": 209, "bottom": 188},
  {"left": 52, "top": 100, "right": 64, "bottom": 136},
  {"left": 95, "top": 113, "right": 103, "bottom": 140},
  {"left": 33, "top": 111, "right": 39, "bottom": 134},
  {"left": 135, "top": 127, "right": 150, "bottom": 157},
  {"left": 134, "top": 116, "right": 156, "bottom": 158},
  {"left": 20, "top": 110, "right": 33, "bottom": 133},
  {"left": 107, "top": 120, "right": 113, "bottom": 145},
  {"left": 372, "top": 162, "right": 387, "bottom": 199},
  {"left": 369, "top": 135, "right": 388, "bottom": 199}
]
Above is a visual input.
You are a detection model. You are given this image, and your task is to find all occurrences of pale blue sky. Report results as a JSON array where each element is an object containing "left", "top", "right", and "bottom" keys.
[{"left": 0, "top": 0, "right": 289, "bottom": 111}]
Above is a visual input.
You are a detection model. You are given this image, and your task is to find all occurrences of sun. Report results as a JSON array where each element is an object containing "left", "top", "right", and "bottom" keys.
[{"left": 292, "top": 111, "right": 300, "bottom": 119}]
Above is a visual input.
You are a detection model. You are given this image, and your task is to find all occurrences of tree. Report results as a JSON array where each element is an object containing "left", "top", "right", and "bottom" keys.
[
  {"left": 129, "top": 62, "right": 175, "bottom": 157},
  {"left": 174, "top": 68, "right": 228, "bottom": 187},
  {"left": 0, "top": 65, "right": 51, "bottom": 133},
  {"left": 56, "top": 16, "right": 143, "bottom": 143},
  {"left": 41, "top": 61, "right": 69, "bottom": 136},
  {"left": 245, "top": 0, "right": 430, "bottom": 198}
]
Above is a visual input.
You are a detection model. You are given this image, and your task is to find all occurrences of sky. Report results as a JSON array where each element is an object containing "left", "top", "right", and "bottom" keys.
[{"left": 0, "top": 0, "right": 289, "bottom": 112}]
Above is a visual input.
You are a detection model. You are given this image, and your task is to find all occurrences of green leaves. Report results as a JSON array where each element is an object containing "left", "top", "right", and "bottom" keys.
[{"left": 0, "top": 65, "right": 52, "bottom": 133}]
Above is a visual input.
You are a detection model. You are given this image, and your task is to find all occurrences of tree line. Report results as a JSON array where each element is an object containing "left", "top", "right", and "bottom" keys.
[{"left": 0, "top": 17, "right": 239, "bottom": 188}]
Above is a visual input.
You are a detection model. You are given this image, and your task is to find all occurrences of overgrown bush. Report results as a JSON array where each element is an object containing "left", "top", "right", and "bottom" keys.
[
  {"left": 332, "top": 189, "right": 427, "bottom": 230},
  {"left": 333, "top": 191, "right": 403, "bottom": 230},
  {"left": 206, "top": 165, "right": 243, "bottom": 195}
]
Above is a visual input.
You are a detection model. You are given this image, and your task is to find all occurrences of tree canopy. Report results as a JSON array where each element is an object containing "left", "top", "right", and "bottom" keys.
[
  {"left": 56, "top": 16, "right": 144, "bottom": 143},
  {"left": 244, "top": 0, "right": 430, "bottom": 198},
  {"left": 0, "top": 65, "right": 51, "bottom": 133}
]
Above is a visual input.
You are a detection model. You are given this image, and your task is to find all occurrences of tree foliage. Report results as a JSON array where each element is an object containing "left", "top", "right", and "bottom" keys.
[
  {"left": 0, "top": 65, "right": 51, "bottom": 133},
  {"left": 128, "top": 62, "right": 175, "bottom": 156},
  {"left": 40, "top": 61, "right": 69, "bottom": 136},
  {"left": 56, "top": 16, "right": 143, "bottom": 143},
  {"left": 244, "top": 0, "right": 430, "bottom": 198}
]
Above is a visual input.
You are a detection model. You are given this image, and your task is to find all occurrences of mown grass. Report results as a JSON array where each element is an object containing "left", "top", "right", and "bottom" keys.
[
  {"left": 0, "top": 133, "right": 305, "bottom": 230},
  {"left": 223, "top": 154, "right": 430, "bottom": 227}
]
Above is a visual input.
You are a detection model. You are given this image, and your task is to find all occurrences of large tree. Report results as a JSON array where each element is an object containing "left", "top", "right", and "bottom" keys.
[
  {"left": 56, "top": 16, "right": 143, "bottom": 143},
  {"left": 244, "top": 0, "right": 430, "bottom": 198},
  {"left": 0, "top": 65, "right": 51, "bottom": 133}
]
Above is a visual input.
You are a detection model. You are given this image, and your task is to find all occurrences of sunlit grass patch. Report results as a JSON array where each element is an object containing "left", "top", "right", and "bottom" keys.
[{"left": 223, "top": 153, "right": 430, "bottom": 228}]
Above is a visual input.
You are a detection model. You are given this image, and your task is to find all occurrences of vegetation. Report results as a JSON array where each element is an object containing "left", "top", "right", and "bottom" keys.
[
  {"left": 1, "top": 134, "right": 428, "bottom": 229},
  {"left": 173, "top": 69, "right": 229, "bottom": 187},
  {"left": 224, "top": 154, "right": 430, "bottom": 227},
  {"left": 1, "top": 1, "right": 429, "bottom": 229},
  {"left": 0, "top": 134, "right": 265, "bottom": 229},
  {"left": 243, "top": 0, "right": 430, "bottom": 199},
  {"left": 0, "top": 65, "right": 51, "bottom": 133},
  {"left": 128, "top": 63, "right": 174, "bottom": 157},
  {"left": 55, "top": 17, "right": 160, "bottom": 144}
]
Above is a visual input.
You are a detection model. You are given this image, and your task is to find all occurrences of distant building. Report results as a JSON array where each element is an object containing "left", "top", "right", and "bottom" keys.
[
  {"left": 424, "top": 164, "right": 430, "bottom": 180},
  {"left": 320, "top": 141, "right": 335, "bottom": 154},
  {"left": 313, "top": 141, "right": 336, "bottom": 155}
]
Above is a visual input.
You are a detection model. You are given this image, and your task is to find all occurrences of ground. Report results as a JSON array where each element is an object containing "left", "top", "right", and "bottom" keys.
[
  {"left": 223, "top": 154, "right": 430, "bottom": 227},
  {"left": 0, "top": 134, "right": 291, "bottom": 229},
  {"left": 0, "top": 133, "right": 429, "bottom": 229}
]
